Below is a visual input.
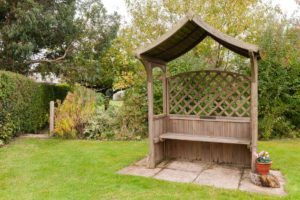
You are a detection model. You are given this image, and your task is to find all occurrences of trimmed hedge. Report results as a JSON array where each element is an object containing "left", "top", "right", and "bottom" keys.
[{"left": 0, "top": 71, "right": 70, "bottom": 142}]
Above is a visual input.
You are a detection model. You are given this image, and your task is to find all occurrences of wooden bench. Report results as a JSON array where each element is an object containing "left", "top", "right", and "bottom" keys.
[{"left": 159, "top": 132, "right": 251, "bottom": 145}]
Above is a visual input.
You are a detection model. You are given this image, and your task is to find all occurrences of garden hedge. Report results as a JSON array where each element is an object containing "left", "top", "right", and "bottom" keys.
[{"left": 0, "top": 71, "right": 70, "bottom": 142}]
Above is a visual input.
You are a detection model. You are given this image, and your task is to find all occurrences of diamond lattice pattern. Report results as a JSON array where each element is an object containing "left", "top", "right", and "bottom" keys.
[{"left": 168, "top": 70, "right": 251, "bottom": 117}]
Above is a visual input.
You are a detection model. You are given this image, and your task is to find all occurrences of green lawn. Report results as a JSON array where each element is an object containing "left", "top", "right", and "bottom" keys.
[{"left": 0, "top": 138, "right": 299, "bottom": 200}]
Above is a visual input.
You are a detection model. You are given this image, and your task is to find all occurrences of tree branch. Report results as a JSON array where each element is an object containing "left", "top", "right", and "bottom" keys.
[{"left": 25, "top": 44, "right": 73, "bottom": 64}]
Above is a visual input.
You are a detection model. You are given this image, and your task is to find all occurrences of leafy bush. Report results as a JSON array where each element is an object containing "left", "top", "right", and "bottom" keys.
[
  {"left": 117, "top": 57, "right": 205, "bottom": 138},
  {"left": 0, "top": 71, "right": 70, "bottom": 142},
  {"left": 83, "top": 106, "right": 119, "bottom": 140},
  {"left": 119, "top": 19, "right": 300, "bottom": 140},
  {"left": 118, "top": 75, "right": 148, "bottom": 138},
  {"left": 54, "top": 85, "right": 96, "bottom": 138},
  {"left": 257, "top": 18, "right": 300, "bottom": 139}
]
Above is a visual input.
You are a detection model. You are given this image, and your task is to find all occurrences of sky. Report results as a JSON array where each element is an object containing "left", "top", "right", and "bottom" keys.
[
  {"left": 102, "top": 0, "right": 129, "bottom": 21},
  {"left": 102, "top": 0, "right": 300, "bottom": 21},
  {"left": 271, "top": 0, "right": 300, "bottom": 16}
]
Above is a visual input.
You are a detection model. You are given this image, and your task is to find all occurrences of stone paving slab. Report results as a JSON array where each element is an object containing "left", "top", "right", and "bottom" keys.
[
  {"left": 118, "top": 165, "right": 161, "bottom": 177},
  {"left": 156, "top": 160, "right": 170, "bottom": 168},
  {"left": 118, "top": 157, "right": 287, "bottom": 196},
  {"left": 154, "top": 168, "right": 199, "bottom": 183},
  {"left": 166, "top": 160, "right": 207, "bottom": 172},
  {"left": 194, "top": 165, "right": 242, "bottom": 189},
  {"left": 239, "top": 169, "right": 287, "bottom": 196},
  {"left": 134, "top": 157, "right": 170, "bottom": 168},
  {"left": 135, "top": 157, "right": 148, "bottom": 166}
]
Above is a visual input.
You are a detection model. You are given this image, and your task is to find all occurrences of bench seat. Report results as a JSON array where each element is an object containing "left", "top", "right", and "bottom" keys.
[{"left": 159, "top": 133, "right": 251, "bottom": 145}]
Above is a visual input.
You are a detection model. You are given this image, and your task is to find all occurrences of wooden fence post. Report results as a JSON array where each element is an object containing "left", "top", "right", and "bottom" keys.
[{"left": 49, "top": 101, "right": 55, "bottom": 136}]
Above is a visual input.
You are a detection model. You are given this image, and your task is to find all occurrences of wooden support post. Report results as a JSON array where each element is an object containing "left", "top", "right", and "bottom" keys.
[
  {"left": 49, "top": 101, "right": 55, "bottom": 136},
  {"left": 145, "top": 62, "right": 155, "bottom": 168},
  {"left": 250, "top": 52, "right": 258, "bottom": 172},
  {"left": 162, "top": 65, "right": 167, "bottom": 114},
  {"left": 161, "top": 65, "right": 167, "bottom": 161}
]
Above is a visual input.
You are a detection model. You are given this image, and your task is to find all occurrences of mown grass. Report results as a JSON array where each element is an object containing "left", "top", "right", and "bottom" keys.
[{"left": 0, "top": 138, "right": 299, "bottom": 200}]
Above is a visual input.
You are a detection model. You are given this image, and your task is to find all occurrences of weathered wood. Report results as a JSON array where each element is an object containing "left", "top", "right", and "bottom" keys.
[
  {"left": 136, "top": 15, "right": 192, "bottom": 58},
  {"left": 250, "top": 52, "right": 259, "bottom": 172},
  {"left": 139, "top": 55, "right": 166, "bottom": 67},
  {"left": 136, "top": 15, "right": 260, "bottom": 62},
  {"left": 162, "top": 65, "right": 167, "bottom": 114},
  {"left": 168, "top": 114, "right": 251, "bottom": 123},
  {"left": 49, "top": 101, "right": 55, "bottom": 136},
  {"left": 153, "top": 137, "right": 160, "bottom": 144},
  {"left": 168, "top": 118, "right": 251, "bottom": 139},
  {"left": 166, "top": 77, "right": 170, "bottom": 115},
  {"left": 165, "top": 140, "right": 251, "bottom": 166},
  {"left": 168, "top": 70, "right": 251, "bottom": 117},
  {"left": 160, "top": 133, "right": 250, "bottom": 145},
  {"left": 138, "top": 14, "right": 260, "bottom": 170},
  {"left": 153, "top": 114, "right": 167, "bottom": 120},
  {"left": 145, "top": 62, "right": 156, "bottom": 168},
  {"left": 152, "top": 114, "right": 166, "bottom": 162}
]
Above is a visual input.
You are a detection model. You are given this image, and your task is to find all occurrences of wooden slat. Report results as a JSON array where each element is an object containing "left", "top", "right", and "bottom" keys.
[
  {"left": 160, "top": 133, "right": 251, "bottom": 145},
  {"left": 168, "top": 70, "right": 251, "bottom": 117},
  {"left": 165, "top": 140, "right": 251, "bottom": 166},
  {"left": 153, "top": 114, "right": 167, "bottom": 120},
  {"left": 168, "top": 114, "right": 251, "bottom": 123}
]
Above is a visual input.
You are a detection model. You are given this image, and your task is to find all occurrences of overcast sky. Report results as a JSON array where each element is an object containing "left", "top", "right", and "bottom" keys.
[{"left": 102, "top": 0, "right": 300, "bottom": 22}]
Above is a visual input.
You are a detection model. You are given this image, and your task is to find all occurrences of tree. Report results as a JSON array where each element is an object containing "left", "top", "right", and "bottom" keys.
[
  {"left": 0, "top": 0, "right": 120, "bottom": 88},
  {"left": 118, "top": 0, "right": 267, "bottom": 133},
  {"left": 61, "top": 0, "right": 121, "bottom": 96},
  {"left": 257, "top": 16, "right": 300, "bottom": 139},
  {"left": 124, "top": 0, "right": 267, "bottom": 71},
  {"left": 118, "top": 0, "right": 300, "bottom": 139},
  {"left": 0, "top": 0, "right": 78, "bottom": 74}
]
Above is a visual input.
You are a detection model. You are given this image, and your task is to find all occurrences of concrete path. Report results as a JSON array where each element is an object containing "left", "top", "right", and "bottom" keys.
[
  {"left": 118, "top": 157, "right": 286, "bottom": 196},
  {"left": 20, "top": 133, "right": 50, "bottom": 139},
  {"left": 19, "top": 128, "right": 50, "bottom": 139}
]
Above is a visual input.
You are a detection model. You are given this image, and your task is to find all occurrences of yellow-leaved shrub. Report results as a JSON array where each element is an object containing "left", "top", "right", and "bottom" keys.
[{"left": 54, "top": 85, "right": 96, "bottom": 138}]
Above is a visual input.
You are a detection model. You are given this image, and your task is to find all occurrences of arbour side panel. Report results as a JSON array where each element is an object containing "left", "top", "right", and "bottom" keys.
[{"left": 168, "top": 70, "right": 251, "bottom": 117}]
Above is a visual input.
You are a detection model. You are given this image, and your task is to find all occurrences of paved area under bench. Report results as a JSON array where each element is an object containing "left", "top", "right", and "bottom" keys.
[{"left": 118, "top": 158, "right": 287, "bottom": 196}]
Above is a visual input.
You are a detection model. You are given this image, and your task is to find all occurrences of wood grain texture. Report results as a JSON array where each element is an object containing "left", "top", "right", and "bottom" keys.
[
  {"left": 145, "top": 62, "right": 155, "bottom": 168},
  {"left": 168, "top": 118, "right": 251, "bottom": 139},
  {"left": 140, "top": 35, "right": 258, "bottom": 168},
  {"left": 136, "top": 15, "right": 260, "bottom": 62},
  {"left": 160, "top": 133, "right": 250, "bottom": 145},
  {"left": 49, "top": 101, "right": 54, "bottom": 136},
  {"left": 250, "top": 52, "right": 259, "bottom": 171},
  {"left": 168, "top": 70, "right": 251, "bottom": 117},
  {"left": 165, "top": 140, "right": 251, "bottom": 166},
  {"left": 153, "top": 116, "right": 167, "bottom": 163}
]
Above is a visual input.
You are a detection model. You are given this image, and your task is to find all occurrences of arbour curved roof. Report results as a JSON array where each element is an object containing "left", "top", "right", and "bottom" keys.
[{"left": 136, "top": 13, "right": 260, "bottom": 63}]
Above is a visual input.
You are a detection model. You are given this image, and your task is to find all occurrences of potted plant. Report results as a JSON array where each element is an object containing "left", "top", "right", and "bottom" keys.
[{"left": 256, "top": 151, "right": 272, "bottom": 175}]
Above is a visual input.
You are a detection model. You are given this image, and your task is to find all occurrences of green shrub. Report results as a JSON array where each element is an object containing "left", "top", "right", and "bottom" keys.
[
  {"left": 96, "top": 93, "right": 106, "bottom": 106},
  {"left": 54, "top": 85, "right": 96, "bottom": 139},
  {"left": 83, "top": 106, "right": 119, "bottom": 140},
  {"left": 118, "top": 76, "right": 148, "bottom": 138},
  {"left": 0, "top": 70, "right": 70, "bottom": 142},
  {"left": 119, "top": 20, "right": 300, "bottom": 140},
  {"left": 257, "top": 18, "right": 300, "bottom": 139}
]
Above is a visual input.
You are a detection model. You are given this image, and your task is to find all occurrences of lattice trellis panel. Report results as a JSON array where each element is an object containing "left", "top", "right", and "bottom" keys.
[{"left": 168, "top": 70, "right": 251, "bottom": 117}]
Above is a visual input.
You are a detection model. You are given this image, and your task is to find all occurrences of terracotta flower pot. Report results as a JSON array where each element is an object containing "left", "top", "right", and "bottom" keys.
[{"left": 256, "top": 161, "right": 272, "bottom": 175}]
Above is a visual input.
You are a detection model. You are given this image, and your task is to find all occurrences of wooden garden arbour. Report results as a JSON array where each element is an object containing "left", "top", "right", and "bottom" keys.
[{"left": 136, "top": 14, "right": 260, "bottom": 171}]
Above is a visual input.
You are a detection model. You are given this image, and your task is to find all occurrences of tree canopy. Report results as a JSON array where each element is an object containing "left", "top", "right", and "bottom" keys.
[
  {"left": 0, "top": 0, "right": 299, "bottom": 139},
  {"left": 0, "top": 0, "right": 78, "bottom": 74},
  {"left": 118, "top": 0, "right": 300, "bottom": 139}
]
